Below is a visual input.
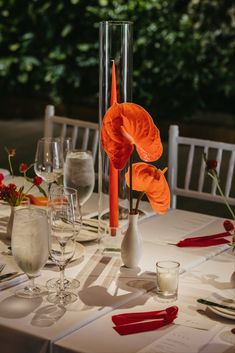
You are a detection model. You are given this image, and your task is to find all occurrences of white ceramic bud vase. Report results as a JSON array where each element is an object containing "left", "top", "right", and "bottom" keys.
[{"left": 121, "top": 213, "right": 142, "bottom": 268}]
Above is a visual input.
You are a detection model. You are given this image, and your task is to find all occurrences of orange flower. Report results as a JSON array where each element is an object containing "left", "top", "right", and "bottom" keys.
[
  {"left": 125, "top": 162, "right": 170, "bottom": 214},
  {"left": 101, "top": 102, "right": 163, "bottom": 170},
  {"left": 27, "top": 194, "right": 48, "bottom": 206}
]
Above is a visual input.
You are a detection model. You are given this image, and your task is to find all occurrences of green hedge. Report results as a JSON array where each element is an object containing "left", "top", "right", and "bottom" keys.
[{"left": 0, "top": 0, "right": 235, "bottom": 119}]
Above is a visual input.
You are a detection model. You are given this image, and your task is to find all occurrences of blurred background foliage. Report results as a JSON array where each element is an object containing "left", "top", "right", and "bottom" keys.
[{"left": 0, "top": 0, "right": 235, "bottom": 121}]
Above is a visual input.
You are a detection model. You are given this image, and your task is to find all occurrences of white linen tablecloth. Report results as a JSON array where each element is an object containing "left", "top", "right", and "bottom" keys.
[
  {"left": 0, "top": 190, "right": 233, "bottom": 353},
  {"left": 54, "top": 249, "right": 235, "bottom": 353}
]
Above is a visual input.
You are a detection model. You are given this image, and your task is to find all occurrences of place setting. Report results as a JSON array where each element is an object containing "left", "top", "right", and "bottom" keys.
[{"left": 198, "top": 291, "right": 235, "bottom": 321}]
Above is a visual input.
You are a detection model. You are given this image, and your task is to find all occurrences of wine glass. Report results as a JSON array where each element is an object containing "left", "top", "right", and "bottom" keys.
[
  {"left": 64, "top": 150, "right": 95, "bottom": 211},
  {"left": 61, "top": 137, "right": 73, "bottom": 160},
  {"left": 46, "top": 186, "right": 82, "bottom": 291},
  {"left": 47, "top": 187, "right": 80, "bottom": 305},
  {"left": 34, "top": 137, "right": 64, "bottom": 194},
  {"left": 11, "top": 208, "right": 49, "bottom": 298},
  {"left": 57, "top": 137, "right": 73, "bottom": 185}
]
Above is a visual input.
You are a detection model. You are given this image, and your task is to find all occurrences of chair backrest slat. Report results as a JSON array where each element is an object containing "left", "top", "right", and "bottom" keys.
[
  {"left": 82, "top": 128, "right": 89, "bottom": 150},
  {"left": 198, "top": 146, "right": 208, "bottom": 192},
  {"left": 60, "top": 124, "right": 67, "bottom": 139},
  {"left": 91, "top": 129, "right": 99, "bottom": 162},
  {"left": 211, "top": 148, "right": 223, "bottom": 195},
  {"left": 225, "top": 150, "right": 235, "bottom": 198},
  {"left": 71, "top": 126, "right": 78, "bottom": 149},
  {"left": 184, "top": 144, "right": 194, "bottom": 190}
]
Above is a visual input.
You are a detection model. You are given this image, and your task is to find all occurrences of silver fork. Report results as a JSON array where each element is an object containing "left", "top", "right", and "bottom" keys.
[{"left": 0, "top": 264, "right": 5, "bottom": 273}]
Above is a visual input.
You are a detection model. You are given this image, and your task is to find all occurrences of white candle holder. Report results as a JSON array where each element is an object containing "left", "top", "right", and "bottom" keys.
[{"left": 156, "top": 261, "right": 180, "bottom": 302}]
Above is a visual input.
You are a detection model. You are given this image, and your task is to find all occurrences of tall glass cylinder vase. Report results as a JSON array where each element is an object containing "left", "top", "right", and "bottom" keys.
[{"left": 98, "top": 21, "right": 133, "bottom": 249}]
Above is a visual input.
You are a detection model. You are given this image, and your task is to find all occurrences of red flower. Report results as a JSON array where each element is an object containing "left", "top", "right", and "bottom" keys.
[
  {"left": 223, "top": 220, "right": 234, "bottom": 232},
  {"left": 33, "top": 176, "right": 42, "bottom": 186},
  {"left": 0, "top": 173, "right": 4, "bottom": 184},
  {"left": 8, "top": 183, "right": 17, "bottom": 190},
  {"left": 206, "top": 159, "right": 217, "bottom": 170},
  {"left": 8, "top": 148, "right": 16, "bottom": 157},
  {"left": 19, "top": 163, "right": 28, "bottom": 173}
]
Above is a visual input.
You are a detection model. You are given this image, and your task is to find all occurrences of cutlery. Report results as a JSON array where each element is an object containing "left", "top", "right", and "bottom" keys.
[
  {"left": 0, "top": 272, "right": 22, "bottom": 282},
  {"left": 81, "top": 226, "right": 98, "bottom": 234},
  {"left": 82, "top": 219, "right": 99, "bottom": 227},
  {"left": 0, "top": 264, "right": 5, "bottom": 273},
  {"left": 197, "top": 298, "right": 235, "bottom": 312}
]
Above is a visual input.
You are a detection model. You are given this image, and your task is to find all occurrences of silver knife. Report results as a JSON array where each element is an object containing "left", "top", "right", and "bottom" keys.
[
  {"left": 197, "top": 298, "right": 235, "bottom": 312},
  {"left": 0, "top": 272, "right": 21, "bottom": 282}
]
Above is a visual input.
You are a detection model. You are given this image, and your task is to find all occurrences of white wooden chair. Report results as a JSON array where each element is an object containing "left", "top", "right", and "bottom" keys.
[
  {"left": 43, "top": 105, "right": 99, "bottom": 169},
  {"left": 168, "top": 125, "right": 235, "bottom": 209}
]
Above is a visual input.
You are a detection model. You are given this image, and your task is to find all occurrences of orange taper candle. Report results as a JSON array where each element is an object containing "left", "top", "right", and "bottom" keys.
[{"left": 109, "top": 61, "right": 119, "bottom": 235}]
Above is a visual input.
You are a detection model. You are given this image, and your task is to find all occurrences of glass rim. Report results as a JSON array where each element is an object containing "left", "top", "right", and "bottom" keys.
[
  {"left": 156, "top": 261, "right": 180, "bottom": 269},
  {"left": 50, "top": 186, "right": 77, "bottom": 195},
  {"left": 100, "top": 20, "right": 133, "bottom": 26},
  {"left": 14, "top": 207, "right": 47, "bottom": 217},
  {"left": 66, "top": 149, "right": 93, "bottom": 158},
  {"left": 38, "top": 137, "right": 60, "bottom": 143}
]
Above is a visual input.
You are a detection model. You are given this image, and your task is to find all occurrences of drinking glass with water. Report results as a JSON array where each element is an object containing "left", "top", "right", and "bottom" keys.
[{"left": 64, "top": 150, "right": 95, "bottom": 208}]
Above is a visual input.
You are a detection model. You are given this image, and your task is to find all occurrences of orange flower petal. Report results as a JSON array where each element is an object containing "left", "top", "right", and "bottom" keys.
[
  {"left": 125, "top": 163, "right": 155, "bottom": 191},
  {"left": 101, "top": 102, "right": 163, "bottom": 169},
  {"left": 27, "top": 194, "right": 48, "bottom": 206},
  {"left": 125, "top": 162, "right": 170, "bottom": 214}
]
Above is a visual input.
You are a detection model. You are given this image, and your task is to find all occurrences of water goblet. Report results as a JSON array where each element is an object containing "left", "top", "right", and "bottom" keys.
[
  {"left": 11, "top": 208, "right": 49, "bottom": 298},
  {"left": 47, "top": 188, "right": 79, "bottom": 305},
  {"left": 34, "top": 137, "right": 64, "bottom": 194},
  {"left": 46, "top": 186, "right": 82, "bottom": 291},
  {"left": 64, "top": 150, "right": 95, "bottom": 211}
]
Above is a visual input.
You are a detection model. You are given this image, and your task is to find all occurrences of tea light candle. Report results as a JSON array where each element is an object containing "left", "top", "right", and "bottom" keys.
[
  {"left": 156, "top": 261, "right": 180, "bottom": 301},
  {"left": 158, "top": 272, "right": 178, "bottom": 292}
]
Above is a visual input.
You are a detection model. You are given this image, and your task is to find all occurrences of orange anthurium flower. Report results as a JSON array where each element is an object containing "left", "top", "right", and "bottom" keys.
[
  {"left": 101, "top": 102, "right": 163, "bottom": 170},
  {"left": 27, "top": 194, "right": 48, "bottom": 206},
  {"left": 125, "top": 162, "right": 170, "bottom": 214}
]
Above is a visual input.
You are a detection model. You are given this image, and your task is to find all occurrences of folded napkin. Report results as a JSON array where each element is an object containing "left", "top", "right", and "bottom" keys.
[
  {"left": 177, "top": 231, "right": 231, "bottom": 247},
  {"left": 112, "top": 306, "right": 178, "bottom": 335}
]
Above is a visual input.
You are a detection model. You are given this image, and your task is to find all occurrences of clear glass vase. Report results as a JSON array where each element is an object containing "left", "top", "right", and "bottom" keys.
[{"left": 98, "top": 21, "right": 133, "bottom": 249}]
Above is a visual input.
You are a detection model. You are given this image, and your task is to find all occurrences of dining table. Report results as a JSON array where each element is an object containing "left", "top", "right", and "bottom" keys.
[{"left": 0, "top": 177, "right": 234, "bottom": 353}]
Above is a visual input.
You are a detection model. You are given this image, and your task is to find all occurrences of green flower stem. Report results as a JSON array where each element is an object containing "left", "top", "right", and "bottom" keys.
[
  {"left": 8, "top": 155, "right": 14, "bottom": 177},
  {"left": 135, "top": 191, "right": 145, "bottom": 214},
  {"left": 129, "top": 153, "right": 133, "bottom": 214},
  {"left": 24, "top": 184, "right": 34, "bottom": 196},
  {"left": 208, "top": 171, "right": 235, "bottom": 220}
]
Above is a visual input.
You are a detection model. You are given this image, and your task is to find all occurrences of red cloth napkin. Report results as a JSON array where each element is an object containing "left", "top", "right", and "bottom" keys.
[
  {"left": 112, "top": 306, "right": 178, "bottom": 335},
  {"left": 176, "top": 231, "right": 231, "bottom": 247}
]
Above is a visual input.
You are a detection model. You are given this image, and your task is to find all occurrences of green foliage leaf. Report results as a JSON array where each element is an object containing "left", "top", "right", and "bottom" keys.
[{"left": 0, "top": 0, "right": 234, "bottom": 118}]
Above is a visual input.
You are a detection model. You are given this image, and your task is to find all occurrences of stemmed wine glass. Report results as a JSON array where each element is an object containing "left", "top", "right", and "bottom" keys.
[
  {"left": 61, "top": 137, "right": 73, "bottom": 160},
  {"left": 11, "top": 208, "right": 49, "bottom": 298},
  {"left": 34, "top": 137, "right": 64, "bottom": 194},
  {"left": 64, "top": 150, "right": 95, "bottom": 212},
  {"left": 47, "top": 187, "right": 81, "bottom": 305},
  {"left": 47, "top": 186, "right": 82, "bottom": 291}
]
